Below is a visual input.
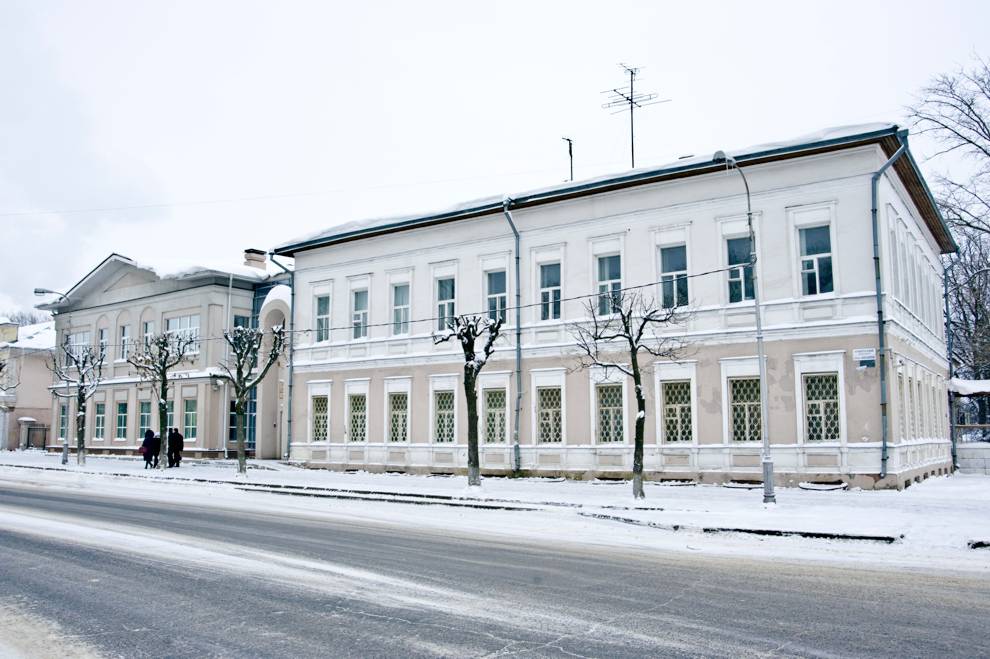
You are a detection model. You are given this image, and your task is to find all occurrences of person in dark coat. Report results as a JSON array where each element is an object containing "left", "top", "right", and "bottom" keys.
[
  {"left": 151, "top": 432, "right": 161, "bottom": 468},
  {"left": 140, "top": 429, "right": 155, "bottom": 469},
  {"left": 172, "top": 429, "right": 184, "bottom": 467}
]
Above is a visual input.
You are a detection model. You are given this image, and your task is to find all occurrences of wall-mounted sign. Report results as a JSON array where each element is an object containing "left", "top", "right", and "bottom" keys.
[{"left": 853, "top": 348, "right": 877, "bottom": 368}]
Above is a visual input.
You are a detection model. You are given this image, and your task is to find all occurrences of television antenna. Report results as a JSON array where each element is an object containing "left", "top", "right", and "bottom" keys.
[{"left": 601, "top": 63, "right": 670, "bottom": 168}]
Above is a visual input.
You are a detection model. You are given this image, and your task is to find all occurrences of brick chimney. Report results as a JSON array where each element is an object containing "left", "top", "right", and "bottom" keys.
[{"left": 243, "top": 248, "right": 267, "bottom": 270}]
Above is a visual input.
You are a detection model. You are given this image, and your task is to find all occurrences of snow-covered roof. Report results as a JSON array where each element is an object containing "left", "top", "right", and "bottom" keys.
[
  {"left": 275, "top": 122, "right": 933, "bottom": 256},
  {"left": 948, "top": 378, "right": 990, "bottom": 396},
  {"left": 0, "top": 316, "right": 11, "bottom": 325},
  {"left": 0, "top": 321, "right": 55, "bottom": 351}
]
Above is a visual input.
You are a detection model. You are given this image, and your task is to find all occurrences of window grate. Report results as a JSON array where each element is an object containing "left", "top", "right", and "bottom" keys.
[
  {"left": 484, "top": 388, "right": 507, "bottom": 443},
  {"left": 662, "top": 380, "right": 692, "bottom": 442},
  {"left": 804, "top": 373, "right": 839, "bottom": 441},
  {"left": 537, "top": 387, "right": 562, "bottom": 443},
  {"left": 730, "top": 378, "right": 761, "bottom": 442},
  {"left": 434, "top": 391, "right": 455, "bottom": 442},
  {"left": 312, "top": 396, "right": 328, "bottom": 441},
  {"left": 348, "top": 394, "right": 367, "bottom": 442},
  {"left": 388, "top": 392, "right": 408, "bottom": 443},
  {"left": 597, "top": 384, "right": 624, "bottom": 443}
]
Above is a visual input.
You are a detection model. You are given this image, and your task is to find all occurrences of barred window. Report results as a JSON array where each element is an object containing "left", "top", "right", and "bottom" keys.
[
  {"left": 434, "top": 390, "right": 455, "bottom": 442},
  {"left": 348, "top": 394, "right": 367, "bottom": 442},
  {"left": 661, "top": 380, "right": 692, "bottom": 442},
  {"left": 537, "top": 387, "right": 562, "bottom": 443},
  {"left": 804, "top": 373, "right": 839, "bottom": 441},
  {"left": 597, "top": 384, "right": 624, "bottom": 443},
  {"left": 730, "top": 378, "right": 761, "bottom": 442},
  {"left": 483, "top": 388, "right": 507, "bottom": 443},
  {"left": 311, "top": 396, "right": 328, "bottom": 441},
  {"left": 388, "top": 392, "right": 408, "bottom": 442}
]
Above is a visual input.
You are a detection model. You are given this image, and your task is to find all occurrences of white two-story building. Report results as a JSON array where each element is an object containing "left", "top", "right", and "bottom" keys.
[{"left": 274, "top": 123, "right": 953, "bottom": 488}]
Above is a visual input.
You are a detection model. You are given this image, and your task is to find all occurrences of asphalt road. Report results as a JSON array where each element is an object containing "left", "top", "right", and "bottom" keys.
[{"left": 1, "top": 484, "right": 988, "bottom": 658}]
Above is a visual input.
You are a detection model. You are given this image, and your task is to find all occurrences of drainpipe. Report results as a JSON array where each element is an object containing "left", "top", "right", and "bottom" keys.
[
  {"left": 502, "top": 198, "right": 523, "bottom": 474},
  {"left": 221, "top": 273, "right": 233, "bottom": 459},
  {"left": 871, "top": 132, "right": 909, "bottom": 479},
  {"left": 944, "top": 262, "right": 956, "bottom": 469},
  {"left": 269, "top": 253, "right": 294, "bottom": 461}
]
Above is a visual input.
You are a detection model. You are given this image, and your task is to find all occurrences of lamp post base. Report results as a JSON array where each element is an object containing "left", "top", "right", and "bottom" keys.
[{"left": 762, "top": 457, "right": 776, "bottom": 504}]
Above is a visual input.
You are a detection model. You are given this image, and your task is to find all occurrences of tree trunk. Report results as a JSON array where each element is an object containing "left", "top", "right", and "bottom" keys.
[
  {"left": 236, "top": 401, "right": 248, "bottom": 475},
  {"left": 465, "top": 371, "right": 481, "bottom": 487},
  {"left": 76, "top": 395, "right": 86, "bottom": 466},
  {"left": 159, "top": 378, "right": 170, "bottom": 470},
  {"left": 631, "top": 358, "right": 646, "bottom": 500},
  {"left": 158, "top": 393, "right": 168, "bottom": 471}
]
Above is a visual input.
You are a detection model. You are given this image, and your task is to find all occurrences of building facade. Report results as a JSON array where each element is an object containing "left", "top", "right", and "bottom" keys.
[
  {"left": 0, "top": 319, "right": 55, "bottom": 450},
  {"left": 274, "top": 124, "right": 955, "bottom": 489},
  {"left": 38, "top": 252, "right": 290, "bottom": 459}
]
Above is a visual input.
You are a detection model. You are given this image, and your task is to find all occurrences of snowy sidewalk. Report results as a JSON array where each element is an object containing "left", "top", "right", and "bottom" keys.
[{"left": 1, "top": 450, "right": 988, "bottom": 550}]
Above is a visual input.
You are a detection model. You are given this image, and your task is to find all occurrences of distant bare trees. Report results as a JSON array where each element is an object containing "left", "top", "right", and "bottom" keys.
[
  {"left": 0, "top": 310, "right": 52, "bottom": 326},
  {"left": 572, "top": 290, "right": 688, "bottom": 499},
  {"left": 49, "top": 337, "right": 106, "bottom": 465}
]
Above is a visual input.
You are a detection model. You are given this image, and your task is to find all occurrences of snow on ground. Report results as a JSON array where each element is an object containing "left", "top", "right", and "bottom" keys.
[
  {"left": 0, "top": 450, "right": 988, "bottom": 575},
  {"left": 0, "top": 599, "right": 101, "bottom": 659}
]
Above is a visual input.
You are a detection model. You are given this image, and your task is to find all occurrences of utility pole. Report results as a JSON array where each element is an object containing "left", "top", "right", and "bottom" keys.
[
  {"left": 562, "top": 137, "right": 574, "bottom": 181},
  {"left": 601, "top": 64, "right": 669, "bottom": 169}
]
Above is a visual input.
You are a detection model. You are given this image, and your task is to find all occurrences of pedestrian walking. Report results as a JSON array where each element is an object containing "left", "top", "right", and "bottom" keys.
[
  {"left": 140, "top": 429, "right": 155, "bottom": 469},
  {"left": 172, "top": 428, "right": 184, "bottom": 467},
  {"left": 151, "top": 431, "right": 161, "bottom": 468}
]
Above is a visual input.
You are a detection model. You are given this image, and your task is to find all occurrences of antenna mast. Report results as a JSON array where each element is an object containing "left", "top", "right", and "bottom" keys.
[
  {"left": 601, "top": 63, "right": 670, "bottom": 168},
  {"left": 562, "top": 137, "right": 574, "bottom": 181}
]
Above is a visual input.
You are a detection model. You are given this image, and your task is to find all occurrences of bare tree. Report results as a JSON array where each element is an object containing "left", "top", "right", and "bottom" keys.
[
  {"left": 433, "top": 315, "right": 503, "bottom": 487},
  {"left": 0, "top": 358, "right": 17, "bottom": 394},
  {"left": 909, "top": 55, "right": 990, "bottom": 236},
  {"left": 1, "top": 310, "right": 53, "bottom": 326},
  {"left": 49, "top": 337, "right": 106, "bottom": 466},
  {"left": 216, "top": 325, "right": 286, "bottom": 475},
  {"left": 128, "top": 332, "right": 197, "bottom": 470},
  {"left": 572, "top": 290, "right": 688, "bottom": 499}
]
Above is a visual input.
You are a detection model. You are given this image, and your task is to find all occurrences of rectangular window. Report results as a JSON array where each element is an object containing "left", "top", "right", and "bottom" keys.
[
  {"left": 540, "top": 263, "right": 561, "bottom": 321},
  {"left": 68, "top": 331, "right": 91, "bottom": 362},
  {"left": 98, "top": 328, "right": 108, "bottom": 357},
  {"left": 597, "top": 255, "right": 622, "bottom": 315},
  {"left": 391, "top": 284, "right": 410, "bottom": 335},
  {"left": 315, "top": 295, "right": 331, "bottom": 342},
  {"left": 434, "top": 390, "right": 455, "bottom": 442},
  {"left": 597, "top": 384, "right": 624, "bottom": 443},
  {"left": 486, "top": 271, "right": 507, "bottom": 323},
  {"left": 227, "top": 393, "right": 257, "bottom": 446},
  {"left": 483, "top": 388, "right": 507, "bottom": 443},
  {"left": 804, "top": 373, "right": 839, "bottom": 441},
  {"left": 436, "top": 278, "right": 455, "bottom": 331},
  {"left": 311, "top": 396, "right": 328, "bottom": 441},
  {"left": 233, "top": 315, "right": 251, "bottom": 329},
  {"left": 115, "top": 402, "right": 128, "bottom": 439},
  {"left": 165, "top": 400, "right": 174, "bottom": 431},
  {"left": 388, "top": 392, "right": 408, "bottom": 442},
  {"left": 165, "top": 315, "right": 200, "bottom": 352},
  {"left": 726, "top": 237, "right": 755, "bottom": 303},
  {"left": 908, "top": 377, "right": 916, "bottom": 439},
  {"left": 183, "top": 399, "right": 198, "bottom": 439},
  {"left": 94, "top": 403, "right": 106, "bottom": 440},
  {"left": 729, "top": 378, "right": 761, "bottom": 442},
  {"left": 139, "top": 401, "right": 151, "bottom": 437},
  {"left": 351, "top": 290, "right": 369, "bottom": 339},
  {"left": 348, "top": 394, "right": 367, "bottom": 442},
  {"left": 897, "top": 373, "right": 906, "bottom": 441},
  {"left": 536, "top": 387, "right": 562, "bottom": 443},
  {"left": 660, "top": 245, "right": 688, "bottom": 309},
  {"left": 799, "top": 226, "right": 834, "bottom": 295},
  {"left": 119, "top": 326, "right": 131, "bottom": 360},
  {"left": 58, "top": 403, "right": 68, "bottom": 440},
  {"left": 142, "top": 321, "right": 154, "bottom": 347},
  {"left": 661, "top": 380, "right": 692, "bottom": 442}
]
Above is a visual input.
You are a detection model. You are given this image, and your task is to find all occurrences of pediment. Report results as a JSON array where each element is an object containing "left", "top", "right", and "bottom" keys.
[{"left": 103, "top": 268, "right": 158, "bottom": 293}]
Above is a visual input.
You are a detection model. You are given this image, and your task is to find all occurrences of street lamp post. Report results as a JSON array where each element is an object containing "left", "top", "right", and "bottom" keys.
[
  {"left": 712, "top": 151, "right": 776, "bottom": 504},
  {"left": 34, "top": 288, "right": 70, "bottom": 464}
]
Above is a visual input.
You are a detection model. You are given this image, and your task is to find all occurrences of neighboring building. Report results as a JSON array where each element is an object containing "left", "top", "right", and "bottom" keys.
[
  {"left": 0, "top": 319, "right": 55, "bottom": 450},
  {"left": 36, "top": 251, "right": 291, "bottom": 458},
  {"left": 273, "top": 123, "right": 954, "bottom": 489}
]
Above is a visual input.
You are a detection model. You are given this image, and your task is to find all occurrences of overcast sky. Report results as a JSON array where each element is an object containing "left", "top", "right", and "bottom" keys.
[{"left": 1, "top": 0, "right": 986, "bottom": 313}]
